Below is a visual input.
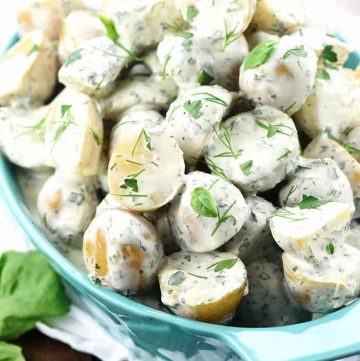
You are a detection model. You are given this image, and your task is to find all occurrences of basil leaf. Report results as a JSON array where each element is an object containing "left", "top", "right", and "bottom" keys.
[
  {"left": 282, "top": 45, "right": 307, "bottom": 59},
  {"left": 198, "top": 69, "right": 214, "bottom": 86},
  {"left": 168, "top": 271, "right": 185, "bottom": 285},
  {"left": 0, "top": 342, "right": 25, "bottom": 361},
  {"left": 186, "top": 5, "right": 198, "bottom": 23},
  {"left": 0, "top": 251, "right": 70, "bottom": 340},
  {"left": 191, "top": 187, "right": 218, "bottom": 218},
  {"left": 244, "top": 40, "right": 278, "bottom": 71},
  {"left": 240, "top": 160, "right": 253, "bottom": 176},
  {"left": 326, "top": 242, "right": 335, "bottom": 255},
  {"left": 322, "top": 45, "right": 338, "bottom": 63},
  {"left": 99, "top": 15, "right": 119, "bottom": 42},
  {"left": 317, "top": 69, "right": 330, "bottom": 80},
  {"left": 184, "top": 100, "right": 202, "bottom": 119},
  {"left": 298, "top": 195, "right": 328, "bottom": 209},
  {"left": 64, "top": 49, "right": 82, "bottom": 67}
]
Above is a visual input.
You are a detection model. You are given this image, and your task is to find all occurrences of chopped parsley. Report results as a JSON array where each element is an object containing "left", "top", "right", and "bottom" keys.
[
  {"left": 240, "top": 160, "right": 253, "bottom": 176},
  {"left": 243, "top": 40, "right": 278, "bottom": 71},
  {"left": 325, "top": 242, "right": 335, "bottom": 255},
  {"left": 186, "top": 6, "right": 198, "bottom": 23},
  {"left": 298, "top": 195, "right": 328, "bottom": 209},
  {"left": 184, "top": 100, "right": 202, "bottom": 119},
  {"left": 198, "top": 69, "right": 214, "bottom": 86},
  {"left": 207, "top": 258, "right": 238, "bottom": 272}
]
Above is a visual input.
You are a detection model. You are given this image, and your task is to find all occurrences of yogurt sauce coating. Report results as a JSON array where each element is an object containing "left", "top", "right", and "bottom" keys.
[
  {"left": 165, "top": 85, "right": 233, "bottom": 164},
  {"left": 205, "top": 106, "right": 300, "bottom": 192},
  {"left": 279, "top": 158, "right": 355, "bottom": 215},
  {"left": 159, "top": 251, "right": 248, "bottom": 323},
  {"left": 83, "top": 208, "right": 164, "bottom": 295},
  {"left": 224, "top": 195, "right": 276, "bottom": 263},
  {"left": 38, "top": 170, "right": 99, "bottom": 248},
  {"left": 240, "top": 35, "right": 317, "bottom": 115},
  {"left": 169, "top": 171, "right": 249, "bottom": 252},
  {"left": 108, "top": 111, "right": 185, "bottom": 212}
]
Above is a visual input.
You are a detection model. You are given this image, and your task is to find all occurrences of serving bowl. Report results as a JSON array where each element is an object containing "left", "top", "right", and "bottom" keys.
[{"left": 1, "top": 34, "right": 360, "bottom": 361}]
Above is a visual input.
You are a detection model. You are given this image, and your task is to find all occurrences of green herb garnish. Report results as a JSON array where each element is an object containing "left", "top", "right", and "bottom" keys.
[
  {"left": 317, "top": 68, "right": 330, "bottom": 80},
  {"left": 131, "top": 128, "right": 152, "bottom": 156},
  {"left": 186, "top": 5, "right": 198, "bottom": 23},
  {"left": 326, "top": 242, "right": 335, "bottom": 255},
  {"left": 27, "top": 44, "right": 39, "bottom": 56},
  {"left": 298, "top": 195, "right": 328, "bottom": 209},
  {"left": 89, "top": 128, "right": 102, "bottom": 145},
  {"left": 256, "top": 120, "right": 295, "bottom": 138},
  {"left": 168, "top": 271, "right": 185, "bottom": 285},
  {"left": 192, "top": 92, "right": 228, "bottom": 107},
  {"left": 64, "top": 48, "right": 83, "bottom": 67},
  {"left": 207, "top": 258, "right": 238, "bottom": 272},
  {"left": 184, "top": 100, "right": 203, "bottom": 119},
  {"left": 244, "top": 40, "right": 278, "bottom": 71},
  {"left": 191, "top": 187, "right": 218, "bottom": 218},
  {"left": 213, "top": 124, "right": 241, "bottom": 159},
  {"left": 282, "top": 45, "right": 307, "bottom": 59},
  {"left": 198, "top": 69, "right": 214, "bottom": 86},
  {"left": 188, "top": 272, "right": 208, "bottom": 279},
  {"left": 240, "top": 160, "right": 253, "bottom": 176},
  {"left": 223, "top": 22, "right": 241, "bottom": 51}
]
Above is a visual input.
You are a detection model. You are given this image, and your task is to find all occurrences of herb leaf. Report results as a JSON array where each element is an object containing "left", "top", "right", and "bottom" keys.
[
  {"left": 168, "top": 271, "right": 185, "bottom": 285},
  {"left": 208, "top": 258, "right": 238, "bottom": 272},
  {"left": 124, "top": 178, "right": 138, "bottom": 192},
  {"left": 27, "top": 44, "right": 39, "bottom": 57},
  {"left": 186, "top": 6, "right": 198, "bottom": 23},
  {"left": 89, "top": 128, "right": 102, "bottom": 145},
  {"left": 191, "top": 187, "right": 218, "bottom": 218},
  {"left": 184, "top": 100, "right": 203, "bottom": 119},
  {"left": 298, "top": 195, "right": 329, "bottom": 209},
  {"left": 244, "top": 40, "right": 278, "bottom": 71},
  {"left": 188, "top": 272, "right": 208, "bottom": 279},
  {"left": 61, "top": 104, "right": 72, "bottom": 118},
  {"left": 99, "top": 15, "right": 119, "bottom": 42},
  {"left": 327, "top": 132, "right": 360, "bottom": 156},
  {"left": 240, "top": 160, "right": 253, "bottom": 176},
  {"left": 198, "top": 69, "right": 214, "bottom": 86},
  {"left": 323, "top": 45, "right": 338, "bottom": 63},
  {"left": 326, "top": 242, "right": 335, "bottom": 255},
  {"left": 0, "top": 342, "right": 25, "bottom": 361},
  {"left": 182, "top": 38, "right": 193, "bottom": 52},
  {"left": 317, "top": 69, "right": 330, "bottom": 80},
  {"left": 192, "top": 92, "right": 228, "bottom": 107},
  {"left": 282, "top": 45, "right": 307, "bottom": 59},
  {"left": 223, "top": 22, "right": 241, "bottom": 51},
  {"left": 64, "top": 49, "right": 82, "bottom": 67}
]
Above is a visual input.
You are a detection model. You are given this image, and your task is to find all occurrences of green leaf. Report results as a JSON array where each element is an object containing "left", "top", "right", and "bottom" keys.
[
  {"left": 61, "top": 104, "right": 72, "bottom": 118},
  {"left": 282, "top": 45, "right": 307, "bottom": 59},
  {"left": 0, "top": 342, "right": 25, "bottom": 361},
  {"left": 198, "top": 69, "right": 214, "bottom": 86},
  {"left": 186, "top": 5, "right": 198, "bottom": 23},
  {"left": 99, "top": 15, "right": 119, "bottom": 42},
  {"left": 208, "top": 258, "right": 238, "bottom": 272},
  {"left": 89, "top": 128, "right": 102, "bottom": 146},
  {"left": 184, "top": 100, "right": 202, "bottom": 119},
  {"left": 298, "top": 195, "right": 328, "bottom": 209},
  {"left": 322, "top": 45, "right": 338, "bottom": 63},
  {"left": 191, "top": 187, "right": 218, "bottom": 218},
  {"left": 64, "top": 49, "right": 82, "bottom": 67},
  {"left": 326, "top": 242, "right": 335, "bottom": 255},
  {"left": 188, "top": 273, "right": 208, "bottom": 279},
  {"left": 124, "top": 178, "right": 138, "bottom": 192},
  {"left": 182, "top": 39, "right": 193, "bottom": 52},
  {"left": 244, "top": 40, "right": 278, "bottom": 71},
  {"left": 316, "top": 69, "right": 330, "bottom": 80},
  {"left": 240, "top": 160, "right": 253, "bottom": 176},
  {"left": 168, "top": 271, "right": 185, "bottom": 285},
  {"left": 27, "top": 44, "right": 39, "bottom": 57},
  {"left": 0, "top": 251, "right": 70, "bottom": 340},
  {"left": 267, "top": 124, "right": 278, "bottom": 138}
]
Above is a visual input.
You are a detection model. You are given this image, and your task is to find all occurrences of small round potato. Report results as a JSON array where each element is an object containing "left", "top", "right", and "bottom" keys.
[
  {"left": 45, "top": 89, "right": 103, "bottom": 176},
  {"left": 58, "top": 11, "right": 105, "bottom": 62},
  {"left": 158, "top": 33, "right": 249, "bottom": 90},
  {"left": 38, "top": 171, "right": 99, "bottom": 248},
  {"left": 0, "top": 106, "right": 50, "bottom": 169},
  {"left": 269, "top": 202, "right": 351, "bottom": 263},
  {"left": 304, "top": 135, "right": 360, "bottom": 218},
  {"left": 343, "top": 126, "right": 360, "bottom": 162},
  {"left": 159, "top": 251, "right": 248, "bottom": 323},
  {"left": 240, "top": 35, "right": 317, "bottom": 115},
  {"left": 165, "top": 85, "right": 233, "bottom": 164},
  {"left": 225, "top": 195, "right": 276, "bottom": 263},
  {"left": 205, "top": 106, "right": 300, "bottom": 192},
  {"left": 102, "top": 0, "right": 183, "bottom": 50},
  {"left": 108, "top": 112, "right": 185, "bottom": 212},
  {"left": 294, "top": 67, "right": 360, "bottom": 138},
  {"left": 0, "top": 30, "right": 58, "bottom": 107},
  {"left": 169, "top": 171, "right": 249, "bottom": 252},
  {"left": 279, "top": 158, "right": 354, "bottom": 214},
  {"left": 283, "top": 251, "right": 360, "bottom": 313},
  {"left": 235, "top": 255, "right": 310, "bottom": 326},
  {"left": 175, "top": 0, "right": 256, "bottom": 39},
  {"left": 250, "top": 0, "right": 305, "bottom": 35},
  {"left": 83, "top": 208, "right": 164, "bottom": 295}
]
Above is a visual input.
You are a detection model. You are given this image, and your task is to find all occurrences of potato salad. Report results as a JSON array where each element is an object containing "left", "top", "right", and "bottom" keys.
[{"left": 1, "top": 0, "right": 360, "bottom": 326}]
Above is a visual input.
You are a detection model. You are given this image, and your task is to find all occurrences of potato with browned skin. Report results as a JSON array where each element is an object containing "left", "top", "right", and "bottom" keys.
[
  {"left": 159, "top": 251, "right": 248, "bottom": 323},
  {"left": 83, "top": 208, "right": 164, "bottom": 295}
]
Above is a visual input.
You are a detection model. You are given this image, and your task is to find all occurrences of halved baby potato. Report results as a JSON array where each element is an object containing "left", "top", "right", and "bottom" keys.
[
  {"left": 205, "top": 106, "right": 300, "bottom": 192},
  {"left": 45, "top": 88, "right": 103, "bottom": 176},
  {"left": 38, "top": 170, "right": 99, "bottom": 248},
  {"left": 0, "top": 30, "right": 58, "bottom": 107},
  {"left": 169, "top": 171, "right": 249, "bottom": 252},
  {"left": 108, "top": 113, "right": 185, "bottom": 212},
  {"left": 83, "top": 208, "right": 164, "bottom": 295},
  {"left": 159, "top": 251, "right": 248, "bottom": 323},
  {"left": 165, "top": 85, "right": 233, "bottom": 164}
]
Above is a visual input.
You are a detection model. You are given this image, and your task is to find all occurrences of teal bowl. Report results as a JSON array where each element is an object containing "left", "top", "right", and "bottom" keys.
[{"left": 1, "top": 34, "right": 360, "bottom": 361}]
